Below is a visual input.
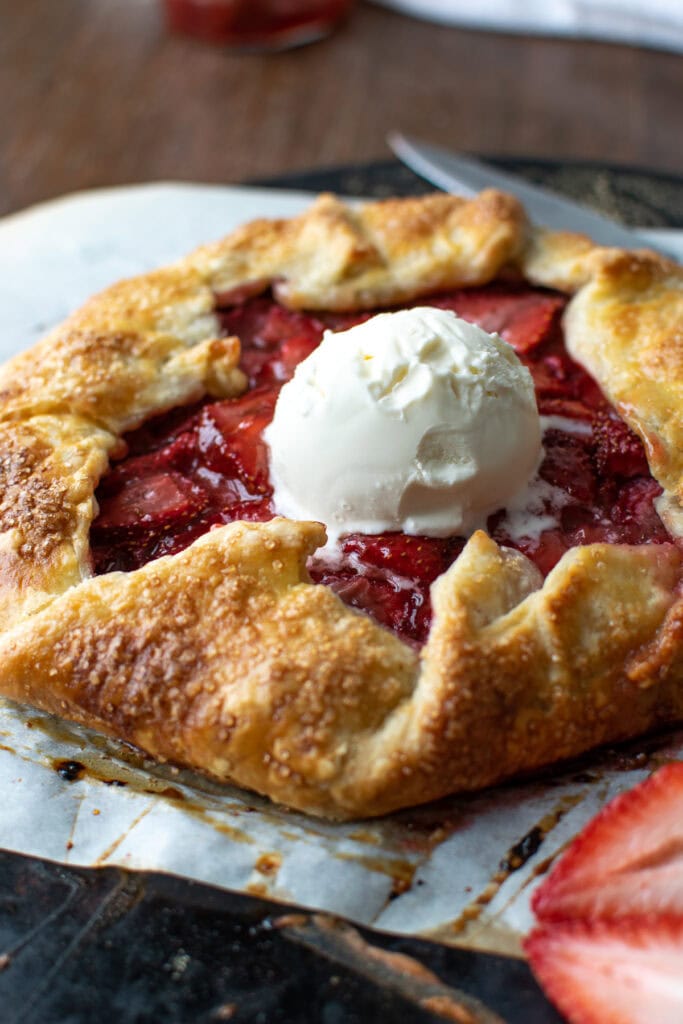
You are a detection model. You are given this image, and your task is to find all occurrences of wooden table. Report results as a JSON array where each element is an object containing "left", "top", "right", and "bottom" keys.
[{"left": 1, "top": 0, "right": 681, "bottom": 216}]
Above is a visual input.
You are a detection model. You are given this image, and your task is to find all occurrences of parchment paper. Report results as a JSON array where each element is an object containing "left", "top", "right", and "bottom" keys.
[{"left": 1, "top": 184, "right": 682, "bottom": 956}]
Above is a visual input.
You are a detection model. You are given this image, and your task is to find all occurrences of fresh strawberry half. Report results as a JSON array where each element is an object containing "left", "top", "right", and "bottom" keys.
[
  {"left": 526, "top": 918, "right": 683, "bottom": 1024},
  {"left": 532, "top": 762, "right": 683, "bottom": 923}
]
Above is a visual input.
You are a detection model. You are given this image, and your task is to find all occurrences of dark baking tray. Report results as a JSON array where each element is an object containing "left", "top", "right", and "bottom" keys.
[
  {"left": 0, "top": 848, "right": 558, "bottom": 1024},
  {"left": 258, "top": 156, "right": 683, "bottom": 227},
  {"left": 2, "top": 157, "right": 682, "bottom": 1024}
]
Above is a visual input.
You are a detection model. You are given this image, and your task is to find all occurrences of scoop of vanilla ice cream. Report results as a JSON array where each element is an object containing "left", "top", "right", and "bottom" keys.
[{"left": 264, "top": 307, "right": 541, "bottom": 540}]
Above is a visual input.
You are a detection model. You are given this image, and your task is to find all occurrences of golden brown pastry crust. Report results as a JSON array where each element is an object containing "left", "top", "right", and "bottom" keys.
[{"left": 1, "top": 190, "right": 682, "bottom": 819}]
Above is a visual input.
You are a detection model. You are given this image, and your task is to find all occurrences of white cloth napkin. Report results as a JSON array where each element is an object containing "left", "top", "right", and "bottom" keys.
[{"left": 369, "top": 0, "right": 683, "bottom": 53}]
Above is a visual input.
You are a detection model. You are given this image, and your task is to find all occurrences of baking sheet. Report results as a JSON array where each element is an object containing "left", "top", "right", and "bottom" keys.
[{"left": 1, "top": 183, "right": 682, "bottom": 956}]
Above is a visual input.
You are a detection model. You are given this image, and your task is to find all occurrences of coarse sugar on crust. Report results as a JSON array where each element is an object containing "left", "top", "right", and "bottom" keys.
[{"left": 0, "top": 190, "right": 682, "bottom": 818}]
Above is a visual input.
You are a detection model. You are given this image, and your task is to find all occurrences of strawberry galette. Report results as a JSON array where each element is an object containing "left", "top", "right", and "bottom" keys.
[{"left": 0, "top": 190, "right": 682, "bottom": 819}]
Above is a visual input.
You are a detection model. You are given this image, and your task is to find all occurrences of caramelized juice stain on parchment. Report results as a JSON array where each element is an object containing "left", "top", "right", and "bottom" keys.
[
  {"left": 47, "top": 751, "right": 256, "bottom": 847},
  {"left": 338, "top": 853, "right": 417, "bottom": 897},
  {"left": 347, "top": 800, "right": 467, "bottom": 858},
  {"left": 18, "top": 699, "right": 683, "bottom": 939},
  {"left": 422, "top": 730, "right": 683, "bottom": 955},
  {"left": 47, "top": 753, "right": 187, "bottom": 802},
  {"left": 32, "top": 707, "right": 323, "bottom": 854},
  {"left": 421, "top": 792, "right": 586, "bottom": 957},
  {"left": 38, "top": 729, "right": 288, "bottom": 848},
  {"left": 27, "top": 705, "right": 474, "bottom": 885},
  {"left": 246, "top": 851, "right": 285, "bottom": 897},
  {"left": 23, "top": 711, "right": 256, "bottom": 846},
  {"left": 255, "top": 851, "right": 282, "bottom": 876},
  {"left": 31, "top": 704, "right": 469, "bottom": 899}
]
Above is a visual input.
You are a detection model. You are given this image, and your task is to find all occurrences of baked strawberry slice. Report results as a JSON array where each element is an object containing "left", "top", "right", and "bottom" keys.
[
  {"left": 537, "top": 396, "right": 595, "bottom": 421},
  {"left": 93, "top": 471, "right": 207, "bottom": 534},
  {"left": 262, "top": 333, "right": 320, "bottom": 384},
  {"left": 198, "top": 388, "right": 277, "bottom": 491},
  {"left": 497, "top": 527, "right": 570, "bottom": 578},
  {"left": 341, "top": 533, "right": 464, "bottom": 587},
  {"left": 122, "top": 403, "right": 202, "bottom": 458},
  {"left": 539, "top": 431, "right": 597, "bottom": 504},
  {"left": 608, "top": 478, "right": 668, "bottom": 545},
  {"left": 238, "top": 346, "right": 275, "bottom": 387},
  {"left": 102, "top": 431, "right": 199, "bottom": 494},
  {"left": 213, "top": 498, "right": 274, "bottom": 524},
  {"left": 526, "top": 919, "right": 683, "bottom": 1024},
  {"left": 218, "top": 297, "right": 278, "bottom": 348},
  {"left": 530, "top": 352, "right": 578, "bottom": 401},
  {"left": 311, "top": 570, "right": 431, "bottom": 647},
  {"left": 559, "top": 506, "right": 614, "bottom": 548},
  {"left": 233, "top": 306, "right": 324, "bottom": 386},
  {"left": 532, "top": 763, "right": 683, "bottom": 923},
  {"left": 593, "top": 410, "right": 650, "bottom": 479},
  {"left": 431, "top": 288, "right": 565, "bottom": 354},
  {"left": 259, "top": 305, "right": 323, "bottom": 347},
  {"left": 319, "top": 311, "right": 373, "bottom": 333}
]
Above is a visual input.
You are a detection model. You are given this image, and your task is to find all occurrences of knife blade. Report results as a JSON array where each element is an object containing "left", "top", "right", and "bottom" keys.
[{"left": 388, "top": 132, "right": 670, "bottom": 255}]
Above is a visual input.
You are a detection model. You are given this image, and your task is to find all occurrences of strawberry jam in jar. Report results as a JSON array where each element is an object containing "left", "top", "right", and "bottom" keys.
[{"left": 163, "top": 0, "right": 356, "bottom": 50}]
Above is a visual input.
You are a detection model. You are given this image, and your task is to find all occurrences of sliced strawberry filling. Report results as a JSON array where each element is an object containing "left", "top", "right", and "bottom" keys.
[
  {"left": 94, "top": 471, "right": 208, "bottom": 534},
  {"left": 91, "top": 286, "right": 672, "bottom": 645}
]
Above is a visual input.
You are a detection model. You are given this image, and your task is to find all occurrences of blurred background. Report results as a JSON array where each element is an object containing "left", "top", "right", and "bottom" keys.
[{"left": 0, "top": 0, "right": 681, "bottom": 217}]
